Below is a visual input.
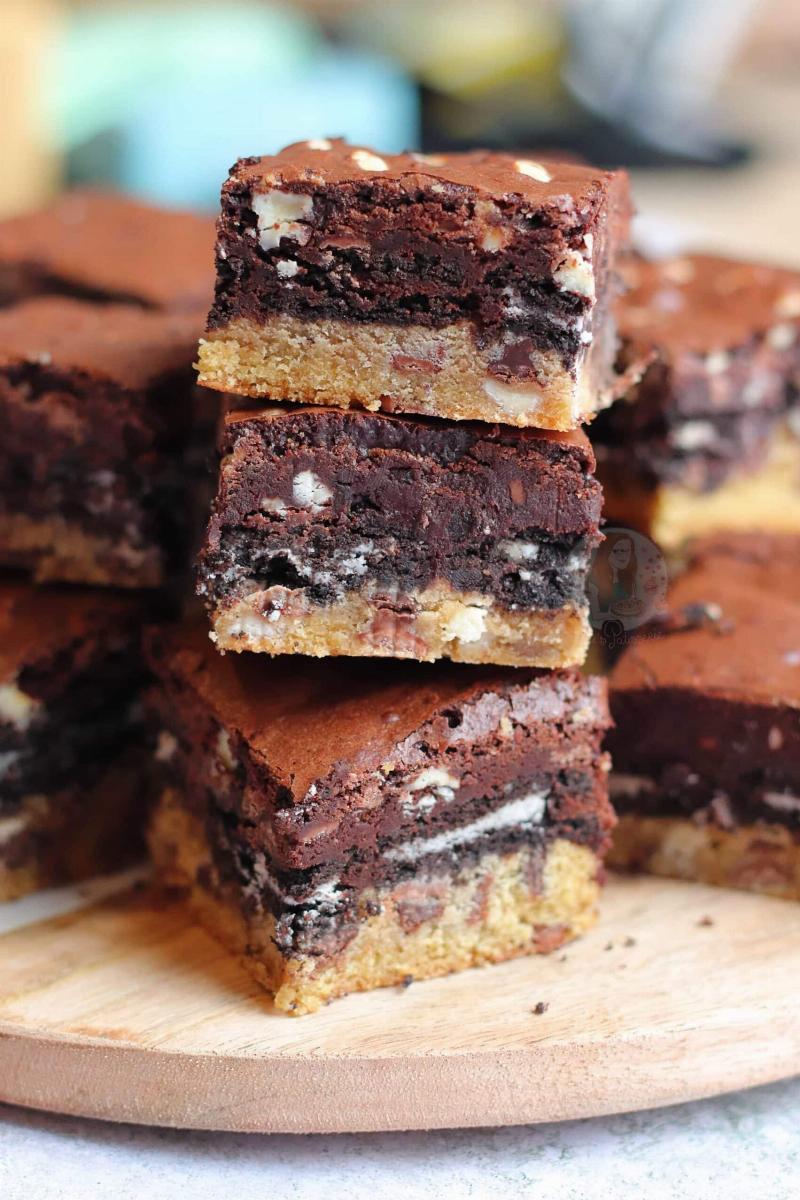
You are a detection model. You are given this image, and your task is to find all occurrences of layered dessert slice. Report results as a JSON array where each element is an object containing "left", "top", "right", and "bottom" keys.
[
  {"left": 608, "top": 534, "right": 800, "bottom": 898},
  {"left": 0, "top": 189, "right": 215, "bottom": 310},
  {"left": 147, "top": 622, "right": 613, "bottom": 1014},
  {"left": 198, "top": 138, "right": 630, "bottom": 431},
  {"left": 198, "top": 405, "right": 602, "bottom": 667},
  {"left": 0, "top": 580, "right": 150, "bottom": 900},
  {"left": 593, "top": 254, "right": 800, "bottom": 551},
  {"left": 0, "top": 297, "right": 208, "bottom": 587}
]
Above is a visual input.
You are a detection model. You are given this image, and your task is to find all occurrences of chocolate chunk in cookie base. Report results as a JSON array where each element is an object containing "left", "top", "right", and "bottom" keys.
[
  {"left": 146, "top": 622, "right": 613, "bottom": 1014},
  {"left": 607, "top": 533, "right": 800, "bottom": 899},
  {"left": 0, "top": 189, "right": 216, "bottom": 311},
  {"left": 593, "top": 254, "right": 800, "bottom": 551},
  {"left": 0, "top": 297, "right": 211, "bottom": 588},
  {"left": 197, "top": 139, "right": 631, "bottom": 431},
  {"left": 197, "top": 405, "right": 602, "bottom": 667},
  {"left": 0, "top": 581, "right": 152, "bottom": 900}
]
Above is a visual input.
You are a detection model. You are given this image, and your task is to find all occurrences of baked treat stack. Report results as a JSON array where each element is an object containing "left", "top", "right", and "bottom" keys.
[
  {"left": 593, "top": 252, "right": 800, "bottom": 896},
  {"left": 0, "top": 191, "right": 216, "bottom": 899},
  {"left": 147, "top": 140, "right": 631, "bottom": 1012}
]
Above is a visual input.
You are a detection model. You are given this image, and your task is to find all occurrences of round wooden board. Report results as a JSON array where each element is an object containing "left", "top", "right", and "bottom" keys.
[{"left": 1, "top": 872, "right": 799, "bottom": 1134}]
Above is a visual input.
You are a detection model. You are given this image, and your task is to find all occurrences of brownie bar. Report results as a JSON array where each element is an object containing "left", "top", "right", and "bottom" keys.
[
  {"left": 0, "top": 580, "right": 150, "bottom": 899},
  {"left": 147, "top": 622, "right": 613, "bottom": 1014},
  {"left": 198, "top": 139, "right": 630, "bottom": 431},
  {"left": 198, "top": 405, "right": 602, "bottom": 667},
  {"left": 0, "top": 189, "right": 215, "bottom": 311},
  {"left": 593, "top": 254, "right": 800, "bottom": 550},
  {"left": 607, "top": 534, "right": 800, "bottom": 898},
  {"left": 0, "top": 297, "right": 210, "bottom": 588}
]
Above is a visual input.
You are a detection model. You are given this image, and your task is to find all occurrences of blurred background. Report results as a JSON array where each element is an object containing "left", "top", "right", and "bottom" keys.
[{"left": 2, "top": 0, "right": 799, "bottom": 260}]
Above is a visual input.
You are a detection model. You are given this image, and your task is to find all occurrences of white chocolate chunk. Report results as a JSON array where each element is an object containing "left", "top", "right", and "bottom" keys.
[
  {"left": 775, "top": 291, "right": 800, "bottom": 318},
  {"left": 671, "top": 420, "right": 717, "bottom": 451},
  {"left": 705, "top": 350, "right": 730, "bottom": 375},
  {"left": 306, "top": 138, "right": 332, "bottom": 151},
  {"left": 767, "top": 323, "right": 796, "bottom": 351},
  {"left": 484, "top": 377, "right": 545, "bottom": 417},
  {"left": 762, "top": 790, "right": 800, "bottom": 813},
  {"left": 553, "top": 250, "right": 595, "bottom": 300},
  {"left": 498, "top": 539, "right": 539, "bottom": 562},
  {"left": 514, "top": 159, "right": 552, "bottom": 183},
  {"left": 411, "top": 152, "right": 446, "bottom": 166},
  {"left": 252, "top": 190, "right": 314, "bottom": 251},
  {"left": 410, "top": 768, "right": 460, "bottom": 793},
  {"left": 216, "top": 729, "right": 237, "bottom": 771},
  {"left": 439, "top": 601, "right": 487, "bottom": 644},
  {"left": 351, "top": 149, "right": 389, "bottom": 172},
  {"left": 292, "top": 470, "right": 332, "bottom": 509},
  {"left": 260, "top": 497, "right": 287, "bottom": 516},
  {"left": 0, "top": 683, "right": 41, "bottom": 730},
  {"left": 276, "top": 259, "right": 299, "bottom": 279}
]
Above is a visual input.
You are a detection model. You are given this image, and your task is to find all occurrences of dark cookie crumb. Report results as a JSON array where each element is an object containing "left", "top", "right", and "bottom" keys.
[{"left": 532, "top": 1001, "right": 549, "bottom": 1015}]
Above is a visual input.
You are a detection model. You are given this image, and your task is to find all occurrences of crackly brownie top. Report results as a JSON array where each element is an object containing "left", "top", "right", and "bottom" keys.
[
  {"left": 0, "top": 579, "right": 144, "bottom": 685},
  {"left": 150, "top": 622, "right": 608, "bottom": 799},
  {"left": 0, "top": 189, "right": 216, "bottom": 310},
  {"left": 618, "top": 253, "right": 800, "bottom": 359},
  {"left": 611, "top": 535, "right": 800, "bottom": 708},
  {"left": 232, "top": 138, "right": 624, "bottom": 212},
  {"left": 685, "top": 534, "right": 800, "bottom": 596},
  {"left": 0, "top": 297, "right": 203, "bottom": 390}
]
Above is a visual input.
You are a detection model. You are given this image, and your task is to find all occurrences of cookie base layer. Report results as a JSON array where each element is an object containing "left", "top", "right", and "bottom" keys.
[
  {"left": 609, "top": 814, "right": 800, "bottom": 900},
  {"left": 198, "top": 314, "right": 604, "bottom": 432},
  {"left": 599, "top": 429, "right": 800, "bottom": 552},
  {"left": 209, "top": 586, "right": 591, "bottom": 667},
  {"left": 0, "top": 512, "right": 163, "bottom": 588},
  {"left": 0, "top": 766, "right": 144, "bottom": 902},
  {"left": 150, "top": 789, "right": 602, "bottom": 1016}
]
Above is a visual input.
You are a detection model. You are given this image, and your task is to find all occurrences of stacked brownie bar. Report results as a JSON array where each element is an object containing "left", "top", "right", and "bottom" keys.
[
  {"left": 0, "top": 191, "right": 217, "bottom": 898},
  {"left": 593, "top": 253, "right": 800, "bottom": 552},
  {"left": 591, "top": 248, "right": 800, "bottom": 896},
  {"left": 607, "top": 533, "right": 800, "bottom": 899},
  {"left": 148, "top": 139, "right": 630, "bottom": 1012}
]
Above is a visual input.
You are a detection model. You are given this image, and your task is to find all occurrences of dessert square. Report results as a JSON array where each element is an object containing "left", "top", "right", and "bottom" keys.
[
  {"left": 0, "top": 189, "right": 216, "bottom": 311},
  {"left": 0, "top": 297, "right": 208, "bottom": 588},
  {"left": 198, "top": 139, "right": 630, "bottom": 431},
  {"left": 0, "top": 580, "right": 150, "bottom": 900},
  {"left": 198, "top": 405, "right": 602, "bottom": 667},
  {"left": 147, "top": 622, "right": 613, "bottom": 1014},
  {"left": 607, "top": 534, "right": 800, "bottom": 898},
  {"left": 593, "top": 254, "right": 800, "bottom": 551}
]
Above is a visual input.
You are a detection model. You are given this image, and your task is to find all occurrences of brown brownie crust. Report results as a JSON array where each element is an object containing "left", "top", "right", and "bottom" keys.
[{"left": 0, "top": 189, "right": 216, "bottom": 311}]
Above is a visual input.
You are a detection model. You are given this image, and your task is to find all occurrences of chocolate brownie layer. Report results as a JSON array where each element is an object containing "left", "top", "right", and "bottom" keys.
[
  {"left": 199, "top": 139, "right": 630, "bottom": 430},
  {"left": 607, "top": 535, "right": 800, "bottom": 898},
  {"left": 594, "top": 254, "right": 800, "bottom": 547},
  {"left": 0, "top": 581, "right": 150, "bottom": 899},
  {"left": 198, "top": 406, "right": 602, "bottom": 666},
  {"left": 0, "top": 189, "right": 216, "bottom": 311},
  {"left": 147, "top": 622, "right": 612, "bottom": 1011},
  {"left": 0, "top": 297, "right": 209, "bottom": 587}
]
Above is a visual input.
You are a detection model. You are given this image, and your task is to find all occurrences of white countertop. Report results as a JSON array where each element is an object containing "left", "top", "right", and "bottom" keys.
[{"left": 2, "top": 1078, "right": 799, "bottom": 1200}]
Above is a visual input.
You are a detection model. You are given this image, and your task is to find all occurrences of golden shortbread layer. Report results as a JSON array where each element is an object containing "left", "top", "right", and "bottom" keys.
[
  {"left": 209, "top": 584, "right": 590, "bottom": 668},
  {"left": 150, "top": 789, "right": 602, "bottom": 1016},
  {"left": 0, "top": 766, "right": 144, "bottom": 902},
  {"left": 0, "top": 512, "right": 162, "bottom": 588},
  {"left": 610, "top": 813, "right": 800, "bottom": 901},
  {"left": 197, "top": 314, "right": 604, "bottom": 431},
  {"left": 599, "top": 428, "right": 800, "bottom": 552}
]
